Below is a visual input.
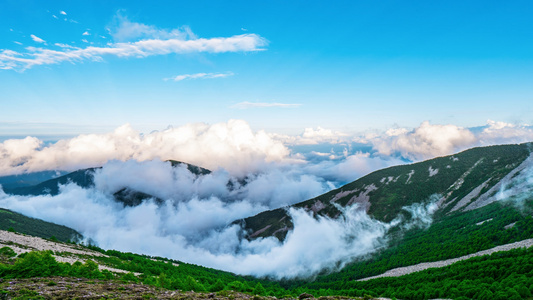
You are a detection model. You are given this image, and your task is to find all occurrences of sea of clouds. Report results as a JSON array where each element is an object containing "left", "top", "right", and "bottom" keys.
[{"left": 1, "top": 119, "right": 532, "bottom": 278}]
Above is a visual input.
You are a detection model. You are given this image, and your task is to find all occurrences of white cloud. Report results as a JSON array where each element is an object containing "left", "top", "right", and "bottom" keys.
[
  {"left": 231, "top": 102, "right": 301, "bottom": 109},
  {"left": 60, "top": 11, "right": 67, "bottom": 15},
  {"left": 54, "top": 43, "right": 77, "bottom": 49},
  {"left": 0, "top": 164, "right": 440, "bottom": 279},
  {"left": 269, "top": 126, "right": 350, "bottom": 146},
  {"left": 478, "top": 120, "right": 533, "bottom": 144},
  {"left": 165, "top": 72, "right": 234, "bottom": 82},
  {"left": 108, "top": 14, "right": 197, "bottom": 42},
  {"left": 0, "top": 120, "right": 290, "bottom": 177},
  {"left": 13, "top": 41, "right": 22, "bottom": 45},
  {"left": 304, "top": 152, "right": 404, "bottom": 183},
  {"left": 0, "top": 33, "right": 266, "bottom": 71},
  {"left": 52, "top": 15, "right": 58, "bottom": 19},
  {"left": 300, "top": 127, "right": 349, "bottom": 145},
  {"left": 368, "top": 120, "right": 533, "bottom": 161},
  {"left": 0, "top": 34, "right": 266, "bottom": 70},
  {"left": 30, "top": 34, "right": 46, "bottom": 44},
  {"left": 371, "top": 121, "right": 477, "bottom": 160},
  {"left": 1, "top": 13, "right": 265, "bottom": 71},
  {"left": 0, "top": 176, "right": 391, "bottom": 279}
]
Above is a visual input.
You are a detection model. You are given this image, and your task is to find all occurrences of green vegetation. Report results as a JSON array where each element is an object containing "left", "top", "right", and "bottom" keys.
[
  {"left": 300, "top": 199, "right": 533, "bottom": 283},
  {"left": 2, "top": 143, "right": 533, "bottom": 299},
  {"left": 3, "top": 168, "right": 96, "bottom": 196},
  {"left": 0, "top": 248, "right": 291, "bottom": 297},
  {"left": 0, "top": 208, "right": 82, "bottom": 242},
  {"left": 3, "top": 245, "right": 533, "bottom": 299},
  {"left": 304, "top": 247, "right": 533, "bottom": 300},
  {"left": 243, "top": 143, "right": 531, "bottom": 240}
]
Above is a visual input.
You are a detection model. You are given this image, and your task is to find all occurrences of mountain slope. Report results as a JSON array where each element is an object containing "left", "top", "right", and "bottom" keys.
[
  {"left": 3, "top": 168, "right": 96, "bottom": 196},
  {"left": 2, "top": 161, "right": 211, "bottom": 205},
  {"left": 0, "top": 208, "right": 82, "bottom": 242},
  {"left": 241, "top": 143, "right": 532, "bottom": 240},
  {"left": 0, "top": 171, "right": 68, "bottom": 190}
]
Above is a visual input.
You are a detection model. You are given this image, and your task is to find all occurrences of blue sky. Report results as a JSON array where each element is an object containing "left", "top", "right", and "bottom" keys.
[{"left": 1, "top": 0, "right": 533, "bottom": 138}]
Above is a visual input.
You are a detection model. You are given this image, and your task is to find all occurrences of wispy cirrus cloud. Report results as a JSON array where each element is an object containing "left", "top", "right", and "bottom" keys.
[
  {"left": 30, "top": 34, "right": 46, "bottom": 44},
  {"left": 1, "top": 14, "right": 267, "bottom": 71},
  {"left": 0, "top": 34, "right": 266, "bottom": 71},
  {"left": 231, "top": 102, "right": 302, "bottom": 109},
  {"left": 108, "top": 14, "right": 197, "bottom": 42},
  {"left": 164, "top": 72, "right": 234, "bottom": 82}
]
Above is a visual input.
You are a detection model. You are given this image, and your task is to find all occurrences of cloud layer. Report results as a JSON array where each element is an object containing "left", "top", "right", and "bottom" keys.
[
  {"left": 1, "top": 119, "right": 529, "bottom": 278},
  {"left": 0, "top": 120, "right": 289, "bottom": 177},
  {"left": 369, "top": 120, "right": 533, "bottom": 160},
  {"left": 0, "top": 159, "right": 439, "bottom": 279}
]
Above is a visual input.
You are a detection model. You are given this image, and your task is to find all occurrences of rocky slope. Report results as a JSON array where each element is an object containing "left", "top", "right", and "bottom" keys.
[{"left": 240, "top": 143, "right": 533, "bottom": 241}]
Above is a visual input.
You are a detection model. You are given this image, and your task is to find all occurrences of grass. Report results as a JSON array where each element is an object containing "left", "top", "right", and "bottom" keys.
[{"left": 0, "top": 208, "right": 82, "bottom": 242}]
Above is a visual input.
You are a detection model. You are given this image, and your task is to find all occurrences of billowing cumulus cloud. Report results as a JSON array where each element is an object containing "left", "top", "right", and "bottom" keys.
[
  {"left": 371, "top": 121, "right": 477, "bottom": 160},
  {"left": 0, "top": 120, "right": 289, "bottom": 177},
  {"left": 270, "top": 126, "right": 350, "bottom": 146},
  {"left": 478, "top": 120, "right": 533, "bottom": 145},
  {"left": 2, "top": 119, "right": 528, "bottom": 279},
  {"left": 367, "top": 120, "right": 533, "bottom": 161}
]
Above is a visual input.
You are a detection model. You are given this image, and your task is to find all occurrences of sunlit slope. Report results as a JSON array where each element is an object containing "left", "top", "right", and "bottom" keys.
[{"left": 242, "top": 143, "right": 532, "bottom": 240}]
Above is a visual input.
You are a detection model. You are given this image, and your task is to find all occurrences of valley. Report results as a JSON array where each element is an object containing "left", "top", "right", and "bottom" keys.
[{"left": 1, "top": 143, "right": 533, "bottom": 299}]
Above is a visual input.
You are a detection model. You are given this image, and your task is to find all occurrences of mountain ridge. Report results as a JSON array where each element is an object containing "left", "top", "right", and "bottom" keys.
[{"left": 240, "top": 143, "right": 532, "bottom": 241}]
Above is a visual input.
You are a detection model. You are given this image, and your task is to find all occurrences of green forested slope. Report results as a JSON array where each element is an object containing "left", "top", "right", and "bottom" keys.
[
  {"left": 0, "top": 208, "right": 82, "bottom": 242},
  {"left": 242, "top": 143, "right": 531, "bottom": 240}
]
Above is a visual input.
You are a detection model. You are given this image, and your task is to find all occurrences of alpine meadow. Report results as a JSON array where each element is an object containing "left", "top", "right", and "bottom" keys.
[{"left": 2, "top": 1, "right": 533, "bottom": 300}]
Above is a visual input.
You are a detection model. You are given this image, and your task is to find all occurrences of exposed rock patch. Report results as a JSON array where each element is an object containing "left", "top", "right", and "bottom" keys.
[{"left": 358, "top": 238, "right": 533, "bottom": 281}]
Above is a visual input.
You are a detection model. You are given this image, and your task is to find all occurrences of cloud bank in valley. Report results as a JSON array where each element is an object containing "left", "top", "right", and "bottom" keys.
[
  {"left": 0, "top": 119, "right": 531, "bottom": 278},
  {"left": 0, "top": 159, "right": 440, "bottom": 278}
]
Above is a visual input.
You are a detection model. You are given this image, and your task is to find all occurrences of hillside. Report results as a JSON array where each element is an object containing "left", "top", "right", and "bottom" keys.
[
  {"left": 0, "top": 208, "right": 82, "bottom": 242},
  {"left": 2, "top": 143, "right": 533, "bottom": 299},
  {"left": 0, "top": 171, "right": 68, "bottom": 190},
  {"left": 2, "top": 160, "right": 212, "bottom": 206},
  {"left": 2, "top": 168, "right": 97, "bottom": 196},
  {"left": 241, "top": 143, "right": 532, "bottom": 241}
]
